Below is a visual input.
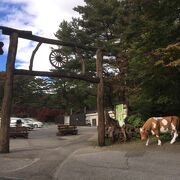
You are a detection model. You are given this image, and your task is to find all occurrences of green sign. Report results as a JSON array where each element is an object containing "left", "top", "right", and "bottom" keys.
[{"left": 115, "top": 104, "right": 127, "bottom": 126}]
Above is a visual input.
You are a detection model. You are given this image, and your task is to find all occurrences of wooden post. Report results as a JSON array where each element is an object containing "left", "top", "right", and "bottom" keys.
[
  {"left": 96, "top": 49, "right": 105, "bottom": 146},
  {"left": 0, "top": 33, "right": 18, "bottom": 153}
]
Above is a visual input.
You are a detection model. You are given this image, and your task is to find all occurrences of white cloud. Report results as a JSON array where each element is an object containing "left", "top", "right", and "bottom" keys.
[{"left": 0, "top": 0, "right": 85, "bottom": 71}]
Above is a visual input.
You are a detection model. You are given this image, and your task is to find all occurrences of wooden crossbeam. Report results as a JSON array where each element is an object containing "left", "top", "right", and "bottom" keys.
[{"left": 0, "top": 26, "right": 97, "bottom": 51}]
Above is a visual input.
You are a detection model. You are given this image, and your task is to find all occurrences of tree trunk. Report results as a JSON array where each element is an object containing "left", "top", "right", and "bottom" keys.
[
  {"left": 0, "top": 33, "right": 18, "bottom": 153},
  {"left": 96, "top": 49, "right": 105, "bottom": 146}
]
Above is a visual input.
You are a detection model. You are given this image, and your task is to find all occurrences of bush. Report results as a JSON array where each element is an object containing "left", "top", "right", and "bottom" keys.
[{"left": 127, "top": 114, "right": 144, "bottom": 128}]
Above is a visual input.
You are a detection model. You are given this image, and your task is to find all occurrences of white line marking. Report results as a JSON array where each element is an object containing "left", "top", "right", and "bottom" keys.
[
  {"left": 53, "top": 149, "right": 81, "bottom": 180},
  {"left": 0, "top": 176, "right": 24, "bottom": 180},
  {"left": 5, "top": 158, "right": 40, "bottom": 172}
]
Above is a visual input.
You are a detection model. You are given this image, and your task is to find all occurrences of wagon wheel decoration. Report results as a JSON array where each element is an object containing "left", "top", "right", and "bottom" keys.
[{"left": 49, "top": 49, "right": 68, "bottom": 68}]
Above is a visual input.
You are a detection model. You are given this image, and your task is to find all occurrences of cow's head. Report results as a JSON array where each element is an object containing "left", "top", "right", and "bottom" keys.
[{"left": 139, "top": 128, "right": 148, "bottom": 140}]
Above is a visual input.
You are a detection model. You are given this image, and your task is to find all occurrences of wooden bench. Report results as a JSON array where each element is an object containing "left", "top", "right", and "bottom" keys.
[
  {"left": 9, "top": 127, "right": 29, "bottom": 139},
  {"left": 56, "top": 124, "right": 78, "bottom": 136}
]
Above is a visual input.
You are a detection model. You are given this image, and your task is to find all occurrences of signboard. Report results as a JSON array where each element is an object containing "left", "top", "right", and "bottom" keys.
[
  {"left": 64, "top": 115, "right": 70, "bottom": 125},
  {"left": 115, "top": 104, "right": 127, "bottom": 127}
]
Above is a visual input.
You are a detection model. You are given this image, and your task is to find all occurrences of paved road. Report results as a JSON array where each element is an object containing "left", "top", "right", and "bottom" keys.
[
  {"left": 0, "top": 125, "right": 97, "bottom": 180},
  {"left": 0, "top": 125, "right": 180, "bottom": 180}
]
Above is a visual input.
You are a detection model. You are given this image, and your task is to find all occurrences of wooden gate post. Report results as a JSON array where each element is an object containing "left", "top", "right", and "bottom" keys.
[
  {"left": 0, "top": 33, "right": 18, "bottom": 153},
  {"left": 96, "top": 49, "right": 105, "bottom": 146}
]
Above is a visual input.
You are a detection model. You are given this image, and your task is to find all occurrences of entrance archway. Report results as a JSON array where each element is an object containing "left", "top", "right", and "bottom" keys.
[{"left": 0, "top": 26, "right": 105, "bottom": 153}]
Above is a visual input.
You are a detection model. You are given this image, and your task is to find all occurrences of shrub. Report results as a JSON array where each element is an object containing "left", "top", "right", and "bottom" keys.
[{"left": 127, "top": 114, "right": 144, "bottom": 128}]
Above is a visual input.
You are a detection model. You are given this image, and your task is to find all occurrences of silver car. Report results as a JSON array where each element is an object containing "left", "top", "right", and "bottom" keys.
[{"left": 23, "top": 118, "right": 43, "bottom": 128}]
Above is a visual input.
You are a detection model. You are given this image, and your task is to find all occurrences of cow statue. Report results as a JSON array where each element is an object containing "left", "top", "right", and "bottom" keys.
[{"left": 140, "top": 116, "right": 179, "bottom": 146}]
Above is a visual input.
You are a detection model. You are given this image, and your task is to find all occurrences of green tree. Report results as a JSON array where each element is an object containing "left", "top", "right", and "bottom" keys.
[
  {"left": 124, "top": 0, "right": 180, "bottom": 117},
  {"left": 49, "top": 77, "right": 96, "bottom": 113},
  {"left": 54, "top": 0, "right": 128, "bottom": 111},
  {"left": 12, "top": 76, "right": 51, "bottom": 108}
]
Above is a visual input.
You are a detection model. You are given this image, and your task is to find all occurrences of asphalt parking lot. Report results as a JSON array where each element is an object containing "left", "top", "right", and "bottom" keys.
[{"left": 0, "top": 125, "right": 180, "bottom": 180}]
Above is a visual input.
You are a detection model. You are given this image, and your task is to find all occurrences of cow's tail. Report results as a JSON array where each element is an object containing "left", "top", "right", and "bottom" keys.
[
  {"left": 171, "top": 116, "right": 180, "bottom": 132},
  {"left": 176, "top": 116, "right": 180, "bottom": 134},
  {"left": 178, "top": 116, "right": 180, "bottom": 131}
]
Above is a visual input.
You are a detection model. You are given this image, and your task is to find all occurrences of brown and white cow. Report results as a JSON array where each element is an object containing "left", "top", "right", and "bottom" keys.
[{"left": 140, "top": 116, "right": 179, "bottom": 146}]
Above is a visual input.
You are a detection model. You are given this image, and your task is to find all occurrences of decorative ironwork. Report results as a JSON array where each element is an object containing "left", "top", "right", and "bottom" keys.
[{"left": 49, "top": 49, "right": 67, "bottom": 68}]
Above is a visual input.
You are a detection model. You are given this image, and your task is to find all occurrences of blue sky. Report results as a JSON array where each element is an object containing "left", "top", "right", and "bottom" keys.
[
  {"left": 0, "top": 54, "right": 6, "bottom": 71},
  {"left": 0, "top": 0, "right": 84, "bottom": 72}
]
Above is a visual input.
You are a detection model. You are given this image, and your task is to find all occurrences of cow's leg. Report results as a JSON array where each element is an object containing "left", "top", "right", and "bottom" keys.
[
  {"left": 170, "top": 131, "right": 178, "bottom": 144},
  {"left": 170, "top": 123, "right": 179, "bottom": 144},
  {"left": 157, "top": 139, "right": 162, "bottom": 146},
  {"left": 146, "top": 138, "right": 150, "bottom": 146},
  {"left": 152, "top": 129, "right": 161, "bottom": 146},
  {"left": 156, "top": 135, "right": 162, "bottom": 146}
]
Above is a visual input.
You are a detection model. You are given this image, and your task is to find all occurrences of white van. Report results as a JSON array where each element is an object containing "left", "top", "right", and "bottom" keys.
[{"left": 10, "top": 117, "right": 34, "bottom": 130}]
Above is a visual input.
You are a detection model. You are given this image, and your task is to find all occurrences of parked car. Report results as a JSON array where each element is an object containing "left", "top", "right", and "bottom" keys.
[
  {"left": 10, "top": 117, "right": 34, "bottom": 130},
  {"left": 23, "top": 118, "right": 43, "bottom": 128}
]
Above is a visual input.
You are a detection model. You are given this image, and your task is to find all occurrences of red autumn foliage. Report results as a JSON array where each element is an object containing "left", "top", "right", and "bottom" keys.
[
  {"left": 12, "top": 105, "right": 64, "bottom": 122},
  {"left": 37, "top": 107, "right": 64, "bottom": 122}
]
